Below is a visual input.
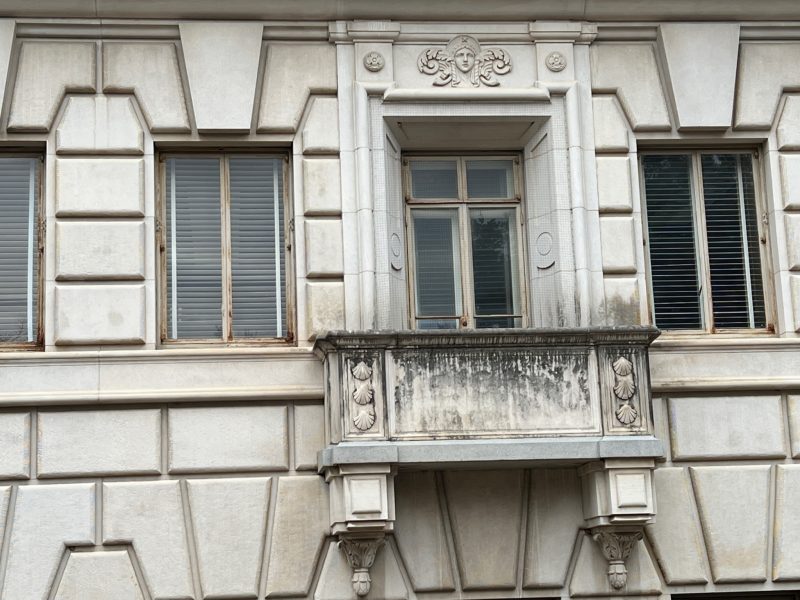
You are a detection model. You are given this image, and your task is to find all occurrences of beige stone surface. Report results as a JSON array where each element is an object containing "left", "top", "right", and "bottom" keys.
[
  {"left": 774, "top": 465, "right": 800, "bottom": 580},
  {"left": 315, "top": 540, "right": 408, "bottom": 600},
  {"left": 0, "top": 20, "right": 15, "bottom": 123},
  {"left": 444, "top": 470, "right": 523, "bottom": 590},
  {"left": 55, "top": 158, "right": 145, "bottom": 217},
  {"left": 669, "top": 396, "right": 785, "bottom": 460},
  {"left": 55, "top": 95, "right": 144, "bottom": 154},
  {"left": 789, "top": 395, "right": 800, "bottom": 457},
  {"left": 294, "top": 403, "right": 325, "bottom": 470},
  {"left": 736, "top": 43, "right": 800, "bottom": 129},
  {"left": 306, "top": 281, "right": 345, "bottom": 339},
  {"left": 786, "top": 214, "right": 800, "bottom": 271},
  {"left": 592, "top": 96, "right": 630, "bottom": 152},
  {"left": 778, "top": 96, "right": 800, "bottom": 150},
  {"left": 590, "top": 44, "right": 671, "bottom": 131},
  {"left": 303, "top": 97, "right": 340, "bottom": 153},
  {"left": 180, "top": 22, "right": 263, "bottom": 132},
  {"left": 645, "top": 467, "right": 708, "bottom": 584},
  {"left": 54, "top": 284, "right": 146, "bottom": 345},
  {"left": 168, "top": 405, "right": 288, "bottom": 472},
  {"left": 792, "top": 274, "right": 800, "bottom": 333},
  {"left": 187, "top": 477, "right": 271, "bottom": 597},
  {"left": 569, "top": 534, "right": 662, "bottom": 596},
  {"left": 258, "top": 43, "right": 337, "bottom": 132},
  {"left": 690, "top": 465, "right": 771, "bottom": 582},
  {"left": 596, "top": 156, "right": 632, "bottom": 212},
  {"left": 103, "top": 481, "right": 194, "bottom": 599},
  {"left": 38, "top": 409, "right": 160, "bottom": 477},
  {"left": 394, "top": 471, "right": 455, "bottom": 592},
  {"left": 524, "top": 468, "right": 584, "bottom": 588},
  {"left": 2, "top": 483, "right": 95, "bottom": 600},
  {"left": 103, "top": 42, "right": 190, "bottom": 132},
  {"left": 604, "top": 276, "right": 641, "bottom": 325},
  {"left": 600, "top": 216, "right": 637, "bottom": 274},
  {"left": 306, "top": 219, "right": 344, "bottom": 277},
  {"left": 265, "top": 475, "right": 329, "bottom": 597},
  {"left": 657, "top": 24, "right": 739, "bottom": 129},
  {"left": 0, "top": 413, "right": 30, "bottom": 479},
  {"left": 56, "top": 221, "right": 145, "bottom": 280},
  {"left": 54, "top": 551, "right": 144, "bottom": 600},
  {"left": 303, "top": 158, "right": 342, "bottom": 215},
  {"left": 780, "top": 153, "right": 800, "bottom": 210},
  {"left": 8, "top": 41, "right": 96, "bottom": 131}
]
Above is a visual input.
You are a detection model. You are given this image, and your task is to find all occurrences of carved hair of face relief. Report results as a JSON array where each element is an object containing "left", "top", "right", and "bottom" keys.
[{"left": 454, "top": 47, "right": 476, "bottom": 72}]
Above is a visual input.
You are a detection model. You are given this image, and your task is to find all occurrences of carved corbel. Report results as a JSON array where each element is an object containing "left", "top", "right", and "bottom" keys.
[
  {"left": 338, "top": 534, "right": 385, "bottom": 597},
  {"left": 591, "top": 529, "right": 643, "bottom": 590}
]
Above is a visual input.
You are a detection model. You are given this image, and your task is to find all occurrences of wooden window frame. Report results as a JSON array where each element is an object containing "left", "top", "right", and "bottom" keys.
[
  {"left": 0, "top": 153, "right": 44, "bottom": 350},
  {"left": 403, "top": 154, "right": 529, "bottom": 330},
  {"left": 157, "top": 151, "right": 294, "bottom": 346},
  {"left": 639, "top": 148, "right": 774, "bottom": 335}
]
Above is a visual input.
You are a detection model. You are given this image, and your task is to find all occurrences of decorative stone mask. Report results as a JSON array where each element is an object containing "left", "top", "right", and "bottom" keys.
[{"left": 418, "top": 34, "right": 511, "bottom": 88}]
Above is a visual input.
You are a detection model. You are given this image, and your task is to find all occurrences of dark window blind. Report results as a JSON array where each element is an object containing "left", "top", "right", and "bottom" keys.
[
  {"left": 412, "top": 209, "right": 460, "bottom": 329},
  {"left": 0, "top": 158, "right": 38, "bottom": 342},
  {"left": 642, "top": 154, "right": 702, "bottom": 329},
  {"left": 470, "top": 208, "right": 519, "bottom": 328}
]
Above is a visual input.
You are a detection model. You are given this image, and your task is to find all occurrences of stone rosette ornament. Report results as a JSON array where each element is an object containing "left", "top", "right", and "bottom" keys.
[{"left": 418, "top": 34, "right": 511, "bottom": 87}]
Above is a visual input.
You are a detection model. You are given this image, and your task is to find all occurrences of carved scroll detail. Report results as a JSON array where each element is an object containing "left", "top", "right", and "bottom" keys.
[
  {"left": 612, "top": 356, "right": 638, "bottom": 425},
  {"left": 418, "top": 35, "right": 511, "bottom": 87}
]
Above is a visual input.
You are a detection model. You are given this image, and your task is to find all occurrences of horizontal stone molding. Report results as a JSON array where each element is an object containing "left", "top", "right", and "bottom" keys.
[{"left": 0, "top": 349, "right": 322, "bottom": 405}]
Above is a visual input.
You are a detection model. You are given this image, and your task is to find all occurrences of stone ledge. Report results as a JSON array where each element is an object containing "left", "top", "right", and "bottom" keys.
[{"left": 318, "top": 436, "right": 664, "bottom": 470}]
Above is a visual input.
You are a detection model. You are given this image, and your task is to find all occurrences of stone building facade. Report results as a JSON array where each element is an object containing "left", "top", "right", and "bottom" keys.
[{"left": 0, "top": 1, "right": 798, "bottom": 598}]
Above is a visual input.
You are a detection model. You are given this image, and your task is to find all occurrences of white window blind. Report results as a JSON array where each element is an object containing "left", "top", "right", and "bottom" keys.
[
  {"left": 642, "top": 152, "right": 766, "bottom": 331},
  {"left": 165, "top": 155, "right": 286, "bottom": 341},
  {"left": 0, "top": 158, "right": 39, "bottom": 343}
]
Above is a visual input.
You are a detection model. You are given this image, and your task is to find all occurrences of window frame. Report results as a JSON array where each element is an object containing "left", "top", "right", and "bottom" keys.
[
  {"left": 157, "top": 150, "right": 294, "bottom": 346},
  {"left": 0, "top": 153, "right": 44, "bottom": 350},
  {"left": 403, "top": 153, "right": 528, "bottom": 330},
  {"left": 639, "top": 148, "right": 774, "bottom": 335}
]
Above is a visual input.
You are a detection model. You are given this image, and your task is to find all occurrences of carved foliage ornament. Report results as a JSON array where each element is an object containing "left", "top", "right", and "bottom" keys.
[
  {"left": 612, "top": 356, "right": 638, "bottom": 426},
  {"left": 339, "top": 536, "right": 385, "bottom": 597},
  {"left": 592, "top": 530, "right": 642, "bottom": 590},
  {"left": 418, "top": 35, "right": 511, "bottom": 88},
  {"left": 351, "top": 360, "right": 376, "bottom": 431}
]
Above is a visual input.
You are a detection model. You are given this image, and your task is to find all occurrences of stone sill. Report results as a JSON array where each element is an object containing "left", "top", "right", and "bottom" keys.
[{"left": 318, "top": 436, "right": 664, "bottom": 470}]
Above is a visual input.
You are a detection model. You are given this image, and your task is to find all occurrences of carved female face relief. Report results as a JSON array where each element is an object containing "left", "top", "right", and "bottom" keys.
[
  {"left": 418, "top": 34, "right": 511, "bottom": 88},
  {"left": 454, "top": 47, "right": 476, "bottom": 72}
]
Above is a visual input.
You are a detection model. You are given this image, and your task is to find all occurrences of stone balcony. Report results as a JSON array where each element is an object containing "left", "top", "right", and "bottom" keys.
[
  {"left": 314, "top": 328, "right": 663, "bottom": 593},
  {"left": 314, "top": 327, "right": 662, "bottom": 468}
]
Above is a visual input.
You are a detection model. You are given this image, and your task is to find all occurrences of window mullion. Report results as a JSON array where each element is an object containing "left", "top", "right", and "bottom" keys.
[
  {"left": 220, "top": 156, "right": 233, "bottom": 342},
  {"left": 736, "top": 154, "right": 756, "bottom": 328},
  {"left": 459, "top": 204, "right": 474, "bottom": 328},
  {"left": 168, "top": 158, "right": 179, "bottom": 340},
  {"left": 692, "top": 153, "right": 714, "bottom": 332},
  {"left": 26, "top": 159, "right": 35, "bottom": 342}
]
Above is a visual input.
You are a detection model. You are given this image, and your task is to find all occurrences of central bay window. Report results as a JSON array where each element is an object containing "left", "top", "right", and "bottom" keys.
[
  {"left": 405, "top": 156, "right": 525, "bottom": 329},
  {"left": 641, "top": 151, "right": 768, "bottom": 332},
  {"left": 160, "top": 154, "right": 289, "bottom": 343}
]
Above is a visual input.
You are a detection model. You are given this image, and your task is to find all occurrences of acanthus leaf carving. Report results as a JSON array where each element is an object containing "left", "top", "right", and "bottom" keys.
[
  {"left": 338, "top": 535, "right": 385, "bottom": 597},
  {"left": 418, "top": 35, "right": 511, "bottom": 88},
  {"left": 592, "top": 529, "right": 643, "bottom": 590}
]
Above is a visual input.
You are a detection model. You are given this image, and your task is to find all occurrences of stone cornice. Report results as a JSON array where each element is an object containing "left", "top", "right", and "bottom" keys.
[{"left": 3, "top": 0, "right": 800, "bottom": 22}]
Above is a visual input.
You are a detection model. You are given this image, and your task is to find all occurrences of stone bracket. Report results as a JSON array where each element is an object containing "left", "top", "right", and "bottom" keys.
[
  {"left": 579, "top": 458, "right": 656, "bottom": 529},
  {"left": 337, "top": 534, "right": 386, "bottom": 597},
  {"left": 590, "top": 528, "right": 643, "bottom": 590}
]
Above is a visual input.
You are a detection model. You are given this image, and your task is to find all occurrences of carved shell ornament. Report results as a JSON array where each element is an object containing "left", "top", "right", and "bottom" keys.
[
  {"left": 351, "top": 360, "right": 376, "bottom": 432},
  {"left": 418, "top": 35, "right": 511, "bottom": 87},
  {"left": 612, "top": 356, "right": 638, "bottom": 426}
]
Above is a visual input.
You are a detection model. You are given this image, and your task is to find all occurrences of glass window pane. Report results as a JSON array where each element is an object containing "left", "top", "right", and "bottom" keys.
[
  {"left": 466, "top": 160, "right": 515, "bottom": 199},
  {"left": 409, "top": 160, "right": 458, "bottom": 199},
  {"left": 642, "top": 154, "right": 703, "bottom": 330},
  {"left": 166, "top": 157, "right": 223, "bottom": 339},
  {"left": 229, "top": 157, "right": 285, "bottom": 338},
  {"left": 470, "top": 208, "right": 520, "bottom": 328},
  {"left": 0, "top": 158, "right": 38, "bottom": 342},
  {"left": 412, "top": 209, "right": 462, "bottom": 323},
  {"left": 701, "top": 153, "right": 766, "bottom": 328}
]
